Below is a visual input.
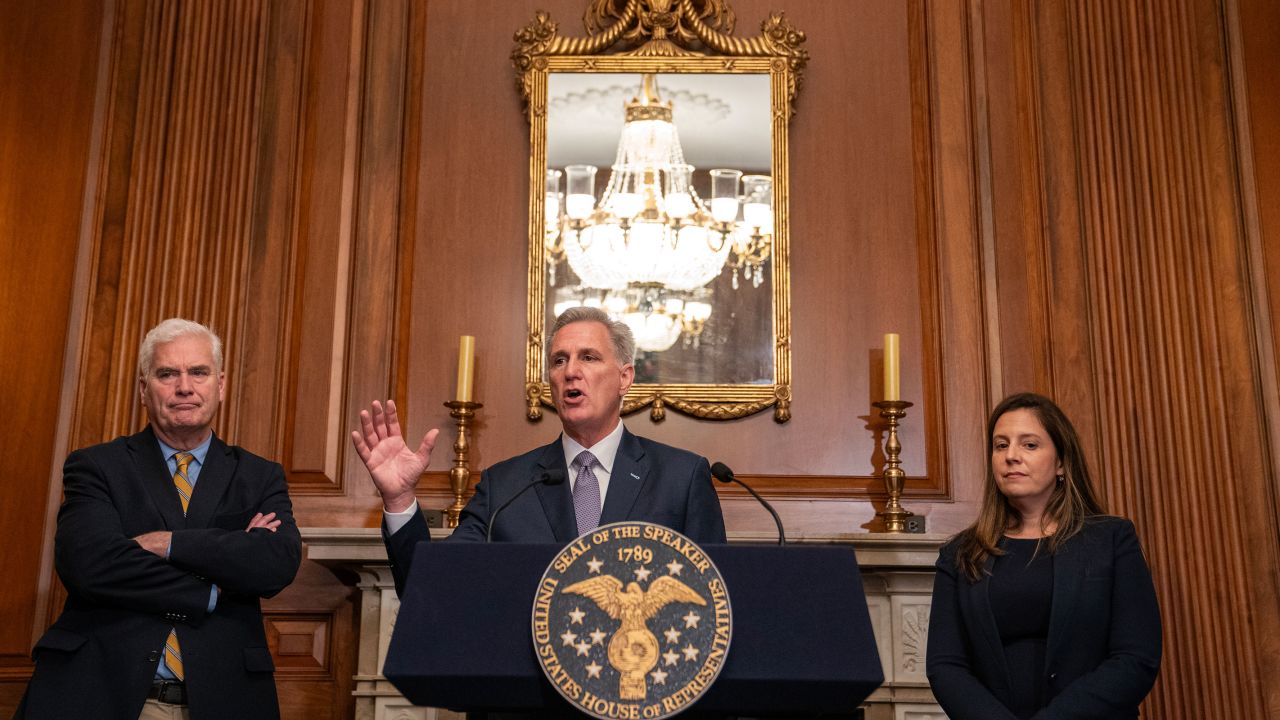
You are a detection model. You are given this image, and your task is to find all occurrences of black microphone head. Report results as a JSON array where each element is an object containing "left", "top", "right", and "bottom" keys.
[
  {"left": 710, "top": 462, "right": 734, "bottom": 483},
  {"left": 541, "top": 469, "right": 567, "bottom": 485}
]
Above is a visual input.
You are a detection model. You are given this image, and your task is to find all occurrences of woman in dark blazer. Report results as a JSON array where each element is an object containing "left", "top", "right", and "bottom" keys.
[{"left": 926, "top": 393, "right": 1161, "bottom": 719}]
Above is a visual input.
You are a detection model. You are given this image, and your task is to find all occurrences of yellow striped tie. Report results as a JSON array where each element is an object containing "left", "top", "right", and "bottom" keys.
[
  {"left": 173, "top": 452, "right": 194, "bottom": 514},
  {"left": 164, "top": 452, "right": 194, "bottom": 680}
]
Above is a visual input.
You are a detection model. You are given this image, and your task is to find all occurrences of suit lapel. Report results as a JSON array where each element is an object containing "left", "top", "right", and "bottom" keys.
[
  {"left": 533, "top": 440, "right": 577, "bottom": 542},
  {"left": 1047, "top": 529, "right": 1088, "bottom": 665},
  {"left": 599, "top": 429, "right": 645, "bottom": 526},
  {"left": 968, "top": 553, "right": 1015, "bottom": 698},
  {"left": 129, "top": 427, "right": 187, "bottom": 530},
  {"left": 185, "top": 433, "right": 234, "bottom": 528}
]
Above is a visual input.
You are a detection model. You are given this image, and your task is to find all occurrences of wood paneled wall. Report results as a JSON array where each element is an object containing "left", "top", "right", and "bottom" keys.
[
  {"left": 980, "top": 0, "right": 1280, "bottom": 715},
  {"left": 0, "top": 0, "right": 106, "bottom": 710},
  {"left": 2, "top": 0, "right": 1279, "bottom": 717}
]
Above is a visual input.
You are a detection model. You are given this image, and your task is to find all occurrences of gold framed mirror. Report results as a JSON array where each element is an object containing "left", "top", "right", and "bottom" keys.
[{"left": 514, "top": 1, "right": 807, "bottom": 423}]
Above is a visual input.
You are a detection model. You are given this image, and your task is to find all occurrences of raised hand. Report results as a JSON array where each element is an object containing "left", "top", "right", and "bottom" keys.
[{"left": 350, "top": 400, "right": 440, "bottom": 513}]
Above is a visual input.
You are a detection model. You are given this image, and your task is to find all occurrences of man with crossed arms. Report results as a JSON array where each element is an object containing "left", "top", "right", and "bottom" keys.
[{"left": 20, "top": 319, "right": 301, "bottom": 719}]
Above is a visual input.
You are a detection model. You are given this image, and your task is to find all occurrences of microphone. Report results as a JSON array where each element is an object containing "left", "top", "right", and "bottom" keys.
[
  {"left": 486, "top": 469, "right": 566, "bottom": 542},
  {"left": 711, "top": 462, "right": 785, "bottom": 546}
]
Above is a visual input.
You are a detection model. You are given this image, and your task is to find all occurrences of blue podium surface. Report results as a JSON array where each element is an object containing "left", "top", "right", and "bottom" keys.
[{"left": 383, "top": 542, "right": 883, "bottom": 716}]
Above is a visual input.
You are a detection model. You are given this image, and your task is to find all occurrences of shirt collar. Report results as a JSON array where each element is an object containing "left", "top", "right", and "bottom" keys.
[
  {"left": 156, "top": 431, "right": 213, "bottom": 467},
  {"left": 561, "top": 420, "right": 626, "bottom": 474}
]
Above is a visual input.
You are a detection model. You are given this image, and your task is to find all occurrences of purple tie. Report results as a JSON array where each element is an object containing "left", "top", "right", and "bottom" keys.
[{"left": 572, "top": 451, "right": 601, "bottom": 535}]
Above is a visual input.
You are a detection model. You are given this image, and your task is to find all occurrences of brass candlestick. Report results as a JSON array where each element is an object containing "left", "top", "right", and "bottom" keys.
[
  {"left": 443, "top": 400, "right": 482, "bottom": 528},
  {"left": 872, "top": 400, "right": 914, "bottom": 533}
]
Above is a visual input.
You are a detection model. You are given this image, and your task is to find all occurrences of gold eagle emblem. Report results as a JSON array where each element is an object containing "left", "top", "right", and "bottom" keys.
[{"left": 562, "top": 575, "right": 707, "bottom": 700}]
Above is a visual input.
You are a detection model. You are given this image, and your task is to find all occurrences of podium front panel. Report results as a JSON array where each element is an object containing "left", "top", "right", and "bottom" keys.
[{"left": 383, "top": 542, "right": 883, "bottom": 715}]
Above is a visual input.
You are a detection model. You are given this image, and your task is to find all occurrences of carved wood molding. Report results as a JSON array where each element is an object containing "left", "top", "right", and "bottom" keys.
[
  {"left": 72, "top": 0, "right": 420, "bottom": 500},
  {"left": 73, "top": 0, "right": 271, "bottom": 450}
]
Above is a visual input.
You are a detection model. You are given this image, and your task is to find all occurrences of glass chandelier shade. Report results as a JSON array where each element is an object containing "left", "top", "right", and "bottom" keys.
[
  {"left": 547, "top": 75, "right": 764, "bottom": 291},
  {"left": 546, "top": 74, "right": 774, "bottom": 350},
  {"left": 564, "top": 221, "right": 731, "bottom": 291},
  {"left": 554, "top": 285, "right": 714, "bottom": 353}
]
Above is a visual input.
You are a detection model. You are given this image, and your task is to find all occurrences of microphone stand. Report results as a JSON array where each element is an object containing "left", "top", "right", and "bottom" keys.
[
  {"left": 712, "top": 462, "right": 785, "bottom": 545},
  {"left": 486, "top": 470, "right": 566, "bottom": 542}
]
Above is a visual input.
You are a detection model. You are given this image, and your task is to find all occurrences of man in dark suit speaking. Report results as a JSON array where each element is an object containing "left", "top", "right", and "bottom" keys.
[
  {"left": 352, "top": 307, "right": 726, "bottom": 595},
  {"left": 19, "top": 319, "right": 302, "bottom": 720}
]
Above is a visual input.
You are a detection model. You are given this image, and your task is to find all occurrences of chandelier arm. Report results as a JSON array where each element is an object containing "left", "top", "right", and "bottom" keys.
[{"left": 706, "top": 231, "right": 726, "bottom": 253}]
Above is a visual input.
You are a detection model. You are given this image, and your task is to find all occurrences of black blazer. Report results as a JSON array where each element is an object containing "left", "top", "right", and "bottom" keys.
[
  {"left": 19, "top": 427, "right": 302, "bottom": 720},
  {"left": 383, "top": 428, "right": 726, "bottom": 595},
  {"left": 926, "top": 516, "right": 1161, "bottom": 720}
]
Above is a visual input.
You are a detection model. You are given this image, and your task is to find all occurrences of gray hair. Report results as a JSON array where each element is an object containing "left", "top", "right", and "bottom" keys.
[
  {"left": 137, "top": 318, "right": 224, "bottom": 378},
  {"left": 550, "top": 306, "right": 635, "bottom": 366}
]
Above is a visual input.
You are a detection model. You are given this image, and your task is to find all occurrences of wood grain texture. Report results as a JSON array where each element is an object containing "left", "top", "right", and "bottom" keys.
[
  {"left": 394, "top": 0, "right": 963, "bottom": 539},
  {"left": 71, "top": 0, "right": 269, "bottom": 449},
  {"left": 1232, "top": 0, "right": 1280, "bottom": 709},
  {"left": 262, "top": 559, "right": 358, "bottom": 719},
  {"left": 0, "top": 0, "right": 106, "bottom": 706},
  {"left": 993, "top": 0, "right": 1280, "bottom": 715},
  {"left": 2, "top": 1, "right": 369, "bottom": 716},
  {"left": 7, "top": 0, "right": 1280, "bottom": 717}
]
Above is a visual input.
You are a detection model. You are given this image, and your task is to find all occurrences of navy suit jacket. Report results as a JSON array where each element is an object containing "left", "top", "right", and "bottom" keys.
[
  {"left": 384, "top": 428, "right": 726, "bottom": 595},
  {"left": 20, "top": 427, "right": 302, "bottom": 720},
  {"left": 926, "top": 516, "right": 1161, "bottom": 720}
]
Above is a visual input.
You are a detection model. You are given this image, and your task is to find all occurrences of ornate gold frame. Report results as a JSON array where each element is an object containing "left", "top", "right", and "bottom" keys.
[{"left": 514, "top": 0, "right": 807, "bottom": 423}]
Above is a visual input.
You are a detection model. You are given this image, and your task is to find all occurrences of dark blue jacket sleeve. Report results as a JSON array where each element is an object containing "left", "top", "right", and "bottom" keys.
[{"left": 683, "top": 457, "right": 726, "bottom": 543}]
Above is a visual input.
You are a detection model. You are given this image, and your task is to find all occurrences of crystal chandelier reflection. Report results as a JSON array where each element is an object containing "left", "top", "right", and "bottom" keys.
[
  {"left": 544, "top": 74, "right": 774, "bottom": 350},
  {"left": 554, "top": 285, "right": 714, "bottom": 353}
]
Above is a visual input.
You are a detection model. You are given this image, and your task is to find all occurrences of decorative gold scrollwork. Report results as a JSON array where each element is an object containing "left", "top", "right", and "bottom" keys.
[{"left": 513, "top": 0, "right": 808, "bottom": 119}]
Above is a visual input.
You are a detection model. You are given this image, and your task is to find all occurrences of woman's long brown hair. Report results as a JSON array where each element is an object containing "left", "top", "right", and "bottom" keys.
[{"left": 953, "top": 392, "right": 1107, "bottom": 582}]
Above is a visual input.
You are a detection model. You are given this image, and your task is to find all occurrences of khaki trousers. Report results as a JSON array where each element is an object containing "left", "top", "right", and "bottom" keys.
[{"left": 138, "top": 698, "right": 191, "bottom": 720}]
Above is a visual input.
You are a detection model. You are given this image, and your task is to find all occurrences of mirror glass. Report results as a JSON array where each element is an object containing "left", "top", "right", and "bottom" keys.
[{"left": 543, "top": 71, "right": 774, "bottom": 386}]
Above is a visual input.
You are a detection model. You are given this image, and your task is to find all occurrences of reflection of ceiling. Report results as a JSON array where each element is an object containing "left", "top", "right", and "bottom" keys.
[{"left": 547, "top": 73, "right": 771, "bottom": 170}]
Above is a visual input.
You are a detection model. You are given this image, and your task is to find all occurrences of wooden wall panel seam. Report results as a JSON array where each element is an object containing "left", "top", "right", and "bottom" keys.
[
  {"left": 1223, "top": 0, "right": 1280, "bottom": 615},
  {"left": 908, "top": 0, "right": 953, "bottom": 499},
  {"left": 393, "top": 0, "right": 428, "bottom": 415},
  {"left": 968, "top": 0, "right": 1003, "bottom": 410},
  {"left": 1035, "top": 0, "right": 1107, "bottom": 501},
  {"left": 327, "top": 0, "right": 370, "bottom": 499},
  {"left": 1215, "top": 0, "right": 1280, "bottom": 712},
  {"left": 277, "top": 0, "right": 324, "bottom": 483},
  {"left": 929, "top": 0, "right": 990, "bottom": 513},
  {"left": 1221, "top": 2, "right": 1280, "bottom": 589},
  {"left": 1012, "top": 0, "right": 1056, "bottom": 395}
]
